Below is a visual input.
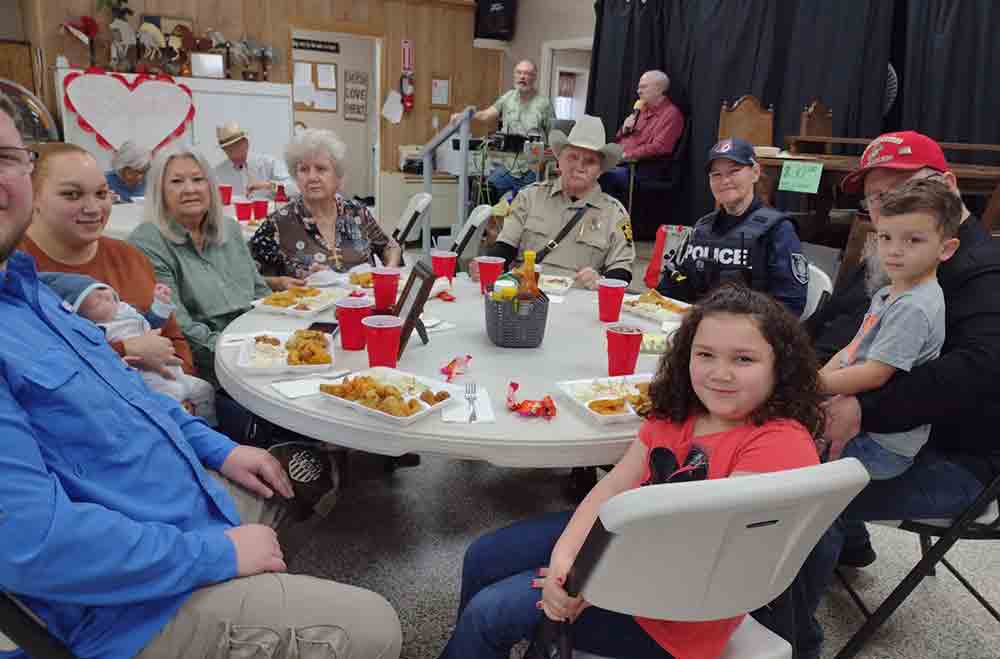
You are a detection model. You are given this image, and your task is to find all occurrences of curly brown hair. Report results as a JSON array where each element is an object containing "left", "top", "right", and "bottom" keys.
[{"left": 649, "top": 284, "right": 825, "bottom": 436}]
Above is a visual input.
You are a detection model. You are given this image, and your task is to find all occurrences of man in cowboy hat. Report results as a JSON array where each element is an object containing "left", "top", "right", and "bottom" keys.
[
  {"left": 213, "top": 121, "right": 296, "bottom": 199},
  {"left": 470, "top": 114, "right": 635, "bottom": 289}
]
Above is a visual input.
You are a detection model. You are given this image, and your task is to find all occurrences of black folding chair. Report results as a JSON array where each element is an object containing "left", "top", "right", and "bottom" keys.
[
  {"left": 0, "top": 592, "right": 77, "bottom": 658},
  {"left": 834, "top": 472, "right": 1000, "bottom": 659}
]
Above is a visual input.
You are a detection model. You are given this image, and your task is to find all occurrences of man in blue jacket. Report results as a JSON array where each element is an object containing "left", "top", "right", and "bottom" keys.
[{"left": 0, "top": 95, "right": 401, "bottom": 659}]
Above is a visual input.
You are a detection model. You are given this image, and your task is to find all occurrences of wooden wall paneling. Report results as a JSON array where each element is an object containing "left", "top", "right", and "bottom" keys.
[
  {"left": 27, "top": 0, "right": 498, "bottom": 166},
  {"left": 0, "top": 41, "right": 35, "bottom": 92},
  {"left": 245, "top": 0, "right": 287, "bottom": 82},
  {"left": 378, "top": 0, "right": 499, "bottom": 171},
  {"left": 289, "top": 0, "right": 334, "bottom": 20}
]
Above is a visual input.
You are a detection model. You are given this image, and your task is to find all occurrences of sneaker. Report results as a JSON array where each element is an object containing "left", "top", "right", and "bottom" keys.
[
  {"left": 268, "top": 442, "right": 340, "bottom": 520},
  {"left": 838, "top": 542, "right": 877, "bottom": 568}
]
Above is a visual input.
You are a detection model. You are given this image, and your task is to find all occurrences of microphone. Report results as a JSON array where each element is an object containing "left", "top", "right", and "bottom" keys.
[{"left": 624, "top": 99, "right": 646, "bottom": 134}]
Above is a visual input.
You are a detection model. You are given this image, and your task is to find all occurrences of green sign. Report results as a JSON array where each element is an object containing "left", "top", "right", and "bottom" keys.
[{"left": 777, "top": 160, "right": 824, "bottom": 194}]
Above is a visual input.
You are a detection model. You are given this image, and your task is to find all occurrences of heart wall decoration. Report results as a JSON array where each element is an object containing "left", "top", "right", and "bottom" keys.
[{"left": 63, "top": 69, "right": 196, "bottom": 153}]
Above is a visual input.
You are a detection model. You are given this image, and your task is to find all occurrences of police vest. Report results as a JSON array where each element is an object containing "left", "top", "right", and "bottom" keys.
[{"left": 679, "top": 206, "right": 790, "bottom": 296}]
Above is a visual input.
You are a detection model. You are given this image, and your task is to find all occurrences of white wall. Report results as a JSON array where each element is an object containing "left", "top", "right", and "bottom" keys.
[
  {"left": 501, "top": 0, "right": 595, "bottom": 89},
  {"left": 1, "top": 0, "right": 25, "bottom": 40},
  {"left": 292, "top": 29, "right": 377, "bottom": 198}
]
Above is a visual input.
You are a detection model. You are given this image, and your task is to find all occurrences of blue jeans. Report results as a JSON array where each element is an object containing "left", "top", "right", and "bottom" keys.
[
  {"left": 487, "top": 166, "right": 536, "bottom": 202},
  {"left": 798, "top": 448, "right": 985, "bottom": 656},
  {"left": 841, "top": 433, "right": 915, "bottom": 481},
  {"left": 438, "top": 511, "right": 673, "bottom": 659}
]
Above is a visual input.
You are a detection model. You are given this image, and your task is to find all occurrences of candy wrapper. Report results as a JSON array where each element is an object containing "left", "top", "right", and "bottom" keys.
[
  {"left": 436, "top": 290, "right": 456, "bottom": 302},
  {"left": 440, "top": 354, "right": 471, "bottom": 382},
  {"left": 506, "top": 382, "right": 557, "bottom": 420}
]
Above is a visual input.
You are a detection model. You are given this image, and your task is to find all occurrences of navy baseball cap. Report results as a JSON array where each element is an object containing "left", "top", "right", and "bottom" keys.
[{"left": 705, "top": 137, "right": 756, "bottom": 172}]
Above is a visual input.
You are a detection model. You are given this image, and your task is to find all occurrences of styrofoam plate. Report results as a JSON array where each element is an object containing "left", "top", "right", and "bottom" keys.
[{"left": 318, "top": 366, "right": 463, "bottom": 426}]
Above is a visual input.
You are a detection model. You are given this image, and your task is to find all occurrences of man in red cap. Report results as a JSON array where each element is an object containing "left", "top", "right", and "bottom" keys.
[
  {"left": 798, "top": 131, "right": 1000, "bottom": 656},
  {"left": 809, "top": 131, "right": 969, "bottom": 359}
]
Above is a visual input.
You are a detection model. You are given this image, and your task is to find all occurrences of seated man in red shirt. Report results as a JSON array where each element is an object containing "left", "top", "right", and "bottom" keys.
[{"left": 598, "top": 70, "right": 685, "bottom": 207}]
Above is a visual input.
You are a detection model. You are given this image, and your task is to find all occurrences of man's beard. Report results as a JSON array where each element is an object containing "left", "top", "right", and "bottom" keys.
[
  {"left": 861, "top": 235, "right": 890, "bottom": 296},
  {"left": 0, "top": 216, "right": 31, "bottom": 265}
]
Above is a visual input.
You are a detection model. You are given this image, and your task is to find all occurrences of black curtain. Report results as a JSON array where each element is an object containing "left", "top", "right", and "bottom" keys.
[
  {"left": 588, "top": 0, "right": 893, "bottom": 221},
  {"left": 774, "top": 1, "right": 893, "bottom": 155},
  {"left": 901, "top": 0, "right": 1000, "bottom": 166}
]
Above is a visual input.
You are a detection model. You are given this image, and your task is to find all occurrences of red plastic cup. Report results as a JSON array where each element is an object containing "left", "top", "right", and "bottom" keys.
[
  {"left": 275, "top": 184, "right": 288, "bottom": 202},
  {"left": 218, "top": 184, "right": 233, "bottom": 205},
  {"left": 234, "top": 200, "right": 253, "bottom": 222},
  {"left": 372, "top": 267, "right": 401, "bottom": 311},
  {"left": 253, "top": 199, "right": 269, "bottom": 220},
  {"left": 597, "top": 278, "right": 628, "bottom": 322},
  {"left": 362, "top": 315, "right": 404, "bottom": 367},
  {"left": 607, "top": 325, "right": 643, "bottom": 376},
  {"left": 431, "top": 249, "right": 458, "bottom": 282},
  {"left": 475, "top": 256, "right": 505, "bottom": 294},
  {"left": 335, "top": 297, "right": 374, "bottom": 350}
]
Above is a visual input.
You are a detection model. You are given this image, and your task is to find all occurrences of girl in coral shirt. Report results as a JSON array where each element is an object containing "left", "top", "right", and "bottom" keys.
[{"left": 439, "top": 284, "right": 822, "bottom": 659}]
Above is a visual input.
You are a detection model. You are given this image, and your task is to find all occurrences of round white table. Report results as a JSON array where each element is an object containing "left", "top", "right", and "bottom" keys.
[{"left": 216, "top": 276, "right": 667, "bottom": 468}]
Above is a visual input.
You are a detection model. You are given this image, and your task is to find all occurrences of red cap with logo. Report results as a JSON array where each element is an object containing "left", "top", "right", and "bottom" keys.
[{"left": 841, "top": 131, "right": 950, "bottom": 193}]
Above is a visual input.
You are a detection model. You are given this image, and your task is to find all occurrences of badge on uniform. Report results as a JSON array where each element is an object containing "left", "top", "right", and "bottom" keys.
[
  {"left": 617, "top": 216, "right": 634, "bottom": 246},
  {"left": 791, "top": 253, "right": 809, "bottom": 285}
]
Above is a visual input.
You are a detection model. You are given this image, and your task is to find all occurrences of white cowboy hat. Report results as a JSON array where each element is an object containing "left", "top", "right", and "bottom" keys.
[
  {"left": 548, "top": 115, "right": 623, "bottom": 174},
  {"left": 217, "top": 121, "right": 249, "bottom": 148}
]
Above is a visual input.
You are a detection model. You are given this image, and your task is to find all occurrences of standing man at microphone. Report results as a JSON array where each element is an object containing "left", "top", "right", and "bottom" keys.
[
  {"left": 451, "top": 60, "right": 555, "bottom": 202},
  {"left": 599, "top": 70, "right": 684, "bottom": 208}
]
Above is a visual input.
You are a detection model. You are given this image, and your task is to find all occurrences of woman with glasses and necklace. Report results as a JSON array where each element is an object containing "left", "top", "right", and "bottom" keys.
[{"left": 656, "top": 137, "right": 808, "bottom": 316}]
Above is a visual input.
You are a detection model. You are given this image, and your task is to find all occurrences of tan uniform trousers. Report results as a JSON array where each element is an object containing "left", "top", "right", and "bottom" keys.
[{"left": 136, "top": 473, "right": 402, "bottom": 659}]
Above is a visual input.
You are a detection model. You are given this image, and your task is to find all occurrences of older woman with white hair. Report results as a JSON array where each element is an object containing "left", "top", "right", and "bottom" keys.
[
  {"left": 250, "top": 128, "right": 400, "bottom": 288},
  {"left": 128, "top": 147, "right": 274, "bottom": 385},
  {"left": 105, "top": 140, "right": 150, "bottom": 202}
]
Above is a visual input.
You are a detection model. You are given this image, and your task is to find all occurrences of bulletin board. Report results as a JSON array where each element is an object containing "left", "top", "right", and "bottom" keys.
[{"left": 293, "top": 61, "right": 338, "bottom": 113}]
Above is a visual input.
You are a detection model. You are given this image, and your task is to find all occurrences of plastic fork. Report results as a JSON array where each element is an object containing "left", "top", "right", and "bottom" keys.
[{"left": 465, "top": 382, "right": 478, "bottom": 423}]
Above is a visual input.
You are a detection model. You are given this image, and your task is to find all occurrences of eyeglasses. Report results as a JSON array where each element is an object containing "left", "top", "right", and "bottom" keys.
[
  {"left": 860, "top": 171, "right": 945, "bottom": 212},
  {"left": 0, "top": 146, "right": 39, "bottom": 176}
]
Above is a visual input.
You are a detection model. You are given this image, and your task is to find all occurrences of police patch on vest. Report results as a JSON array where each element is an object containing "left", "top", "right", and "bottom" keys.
[
  {"left": 618, "top": 217, "right": 634, "bottom": 245},
  {"left": 791, "top": 253, "right": 809, "bottom": 285}
]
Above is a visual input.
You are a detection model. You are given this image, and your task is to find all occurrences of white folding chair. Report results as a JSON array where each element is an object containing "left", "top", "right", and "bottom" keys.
[
  {"left": 800, "top": 263, "right": 833, "bottom": 321},
  {"left": 450, "top": 205, "right": 493, "bottom": 270},
  {"left": 558, "top": 460, "right": 870, "bottom": 659},
  {"left": 392, "top": 192, "right": 432, "bottom": 245}
]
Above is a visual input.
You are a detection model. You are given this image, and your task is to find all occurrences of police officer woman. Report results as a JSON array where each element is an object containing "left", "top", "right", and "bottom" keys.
[{"left": 658, "top": 137, "right": 807, "bottom": 315}]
